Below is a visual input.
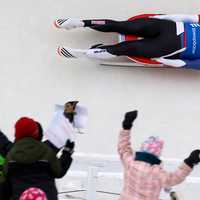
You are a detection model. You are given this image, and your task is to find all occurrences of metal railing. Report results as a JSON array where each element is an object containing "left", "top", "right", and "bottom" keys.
[{"left": 57, "top": 153, "right": 200, "bottom": 200}]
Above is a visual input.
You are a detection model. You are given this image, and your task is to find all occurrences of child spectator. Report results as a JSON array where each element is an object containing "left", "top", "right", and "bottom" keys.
[{"left": 118, "top": 110, "right": 200, "bottom": 200}]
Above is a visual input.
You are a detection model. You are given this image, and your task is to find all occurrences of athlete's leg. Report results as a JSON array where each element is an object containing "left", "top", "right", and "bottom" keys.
[
  {"left": 87, "top": 19, "right": 182, "bottom": 58},
  {"left": 57, "top": 18, "right": 182, "bottom": 59},
  {"left": 55, "top": 17, "right": 163, "bottom": 38},
  {"left": 57, "top": 35, "right": 181, "bottom": 59},
  {"left": 88, "top": 39, "right": 163, "bottom": 58},
  {"left": 83, "top": 18, "right": 162, "bottom": 37},
  {"left": 58, "top": 31, "right": 182, "bottom": 59},
  {"left": 87, "top": 29, "right": 182, "bottom": 59}
]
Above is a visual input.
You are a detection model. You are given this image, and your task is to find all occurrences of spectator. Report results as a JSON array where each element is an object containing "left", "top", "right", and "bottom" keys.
[
  {"left": 118, "top": 110, "right": 200, "bottom": 200},
  {"left": 4, "top": 117, "right": 74, "bottom": 200}
]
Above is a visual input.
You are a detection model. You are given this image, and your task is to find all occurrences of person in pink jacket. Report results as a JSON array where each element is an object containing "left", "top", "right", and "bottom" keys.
[{"left": 118, "top": 110, "right": 200, "bottom": 200}]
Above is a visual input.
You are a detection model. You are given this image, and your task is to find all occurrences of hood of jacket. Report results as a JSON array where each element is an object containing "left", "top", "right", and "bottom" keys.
[{"left": 7, "top": 137, "right": 50, "bottom": 164}]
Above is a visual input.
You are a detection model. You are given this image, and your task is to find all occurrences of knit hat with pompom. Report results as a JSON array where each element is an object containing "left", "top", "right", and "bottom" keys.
[
  {"left": 19, "top": 187, "right": 47, "bottom": 200},
  {"left": 140, "top": 136, "right": 164, "bottom": 157}
]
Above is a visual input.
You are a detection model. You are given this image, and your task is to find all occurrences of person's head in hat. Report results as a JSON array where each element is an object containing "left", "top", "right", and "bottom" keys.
[
  {"left": 140, "top": 136, "right": 164, "bottom": 158},
  {"left": 63, "top": 101, "right": 79, "bottom": 123},
  {"left": 63, "top": 101, "right": 88, "bottom": 129},
  {"left": 15, "top": 117, "right": 43, "bottom": 142}
]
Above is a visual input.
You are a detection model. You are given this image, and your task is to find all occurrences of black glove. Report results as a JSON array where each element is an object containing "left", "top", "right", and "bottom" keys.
[
  {"left": 63, "top": 139, "right": 75, "bottom": 154},
  {"left": 122, "top": 110, "right": 138, "bottom": 130},
  {"left": 170, "top": 191, "right": 178, "bottom": 200},
  {"left": 184, "top": 149, "right": 200, "bottom": 168}
]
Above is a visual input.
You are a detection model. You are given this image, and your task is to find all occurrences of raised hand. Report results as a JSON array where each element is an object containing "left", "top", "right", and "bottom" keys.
[
  {"left": 122, "top": 110, "right": 138, "bottom": 130},
  {"left": 63, "top": 139, "right": 75, "bottom": 154},
  {"left": 184, "top": 149, "right": 200, "bottom": 168}
]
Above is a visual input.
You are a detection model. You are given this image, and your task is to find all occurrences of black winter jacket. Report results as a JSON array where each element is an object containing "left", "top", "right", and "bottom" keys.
[{"left": 4, "top": 137, "right": 72, "bottom": 200}]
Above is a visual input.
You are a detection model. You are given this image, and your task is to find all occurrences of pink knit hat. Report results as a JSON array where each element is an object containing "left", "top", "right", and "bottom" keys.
[
  {"left": 140, "top": 136, "right": 164, "bottom": 157},
  {"left": 19, "top": 187, "right": 47, "bottom": 200}
]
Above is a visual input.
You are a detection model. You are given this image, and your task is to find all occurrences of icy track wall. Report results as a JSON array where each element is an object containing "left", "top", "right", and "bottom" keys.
[{"left": 1, "top": 0, "right": 200, "bottom": 198}]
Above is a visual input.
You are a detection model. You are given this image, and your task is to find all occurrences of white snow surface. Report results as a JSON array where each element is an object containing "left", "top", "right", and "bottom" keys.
[{"left": 0, "top": 0, "right": 200, "bottom": 199}]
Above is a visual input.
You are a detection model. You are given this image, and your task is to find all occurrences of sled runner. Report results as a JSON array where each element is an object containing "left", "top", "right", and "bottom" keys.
[{"left": 100, "top": 61, "right": 165, "bottom": 68}]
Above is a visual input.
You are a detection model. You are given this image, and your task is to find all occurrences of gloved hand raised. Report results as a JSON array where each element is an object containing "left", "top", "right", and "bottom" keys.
[
  {"left": 122, "top": 110, "right": 138, "bottom": 130},
  {"left": 63, "top": 139, "right": 75, "bottom": 154},
  {"left": 184, "top": 149, "right": 200, "bottom": 168}
]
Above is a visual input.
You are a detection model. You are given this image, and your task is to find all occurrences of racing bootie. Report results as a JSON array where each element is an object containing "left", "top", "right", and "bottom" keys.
[
  {"left": 57, "top": 46, "right": 117, "bottom": 60},
  {"left": 86, "top": 48, "right": 117, "bottom": 59},
  {"left": 54, "top": 18, "right": 84, "bottom": 30},
  {"left": 57, "top": 46, "right": 87, "bottom": 58}
]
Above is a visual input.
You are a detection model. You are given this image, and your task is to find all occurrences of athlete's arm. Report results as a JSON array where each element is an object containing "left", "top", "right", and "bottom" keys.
[
  {"left": 152, "top": 14, "right": 200, "bottom": 23},
  {"left": 180, "top": 59, "right": 200, "bottom": 70},
  {"left": 153, "top": 58, "right": 186, "bottom": 67},
  {"left": 154, "top": 57, "right": 200, "bottom": 70}
]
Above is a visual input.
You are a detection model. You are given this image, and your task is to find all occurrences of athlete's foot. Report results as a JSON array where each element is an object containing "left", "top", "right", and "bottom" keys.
[
  {"left": 86, "top": 48, "right": 117, "bottom": 59},
  {"left": 57, "top": 46, "right": 117, "bottom": 60},
  {"left": 57, "top": 46, "right": 87, "bottom": 58},
  {"left": 54, "top": 18, "right": 84, "bottom": 30}
]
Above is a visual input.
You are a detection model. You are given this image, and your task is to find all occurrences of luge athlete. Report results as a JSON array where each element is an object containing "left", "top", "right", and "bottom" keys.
[{"left": 55, "top": 14, "right": 200, "bottom": 69}]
